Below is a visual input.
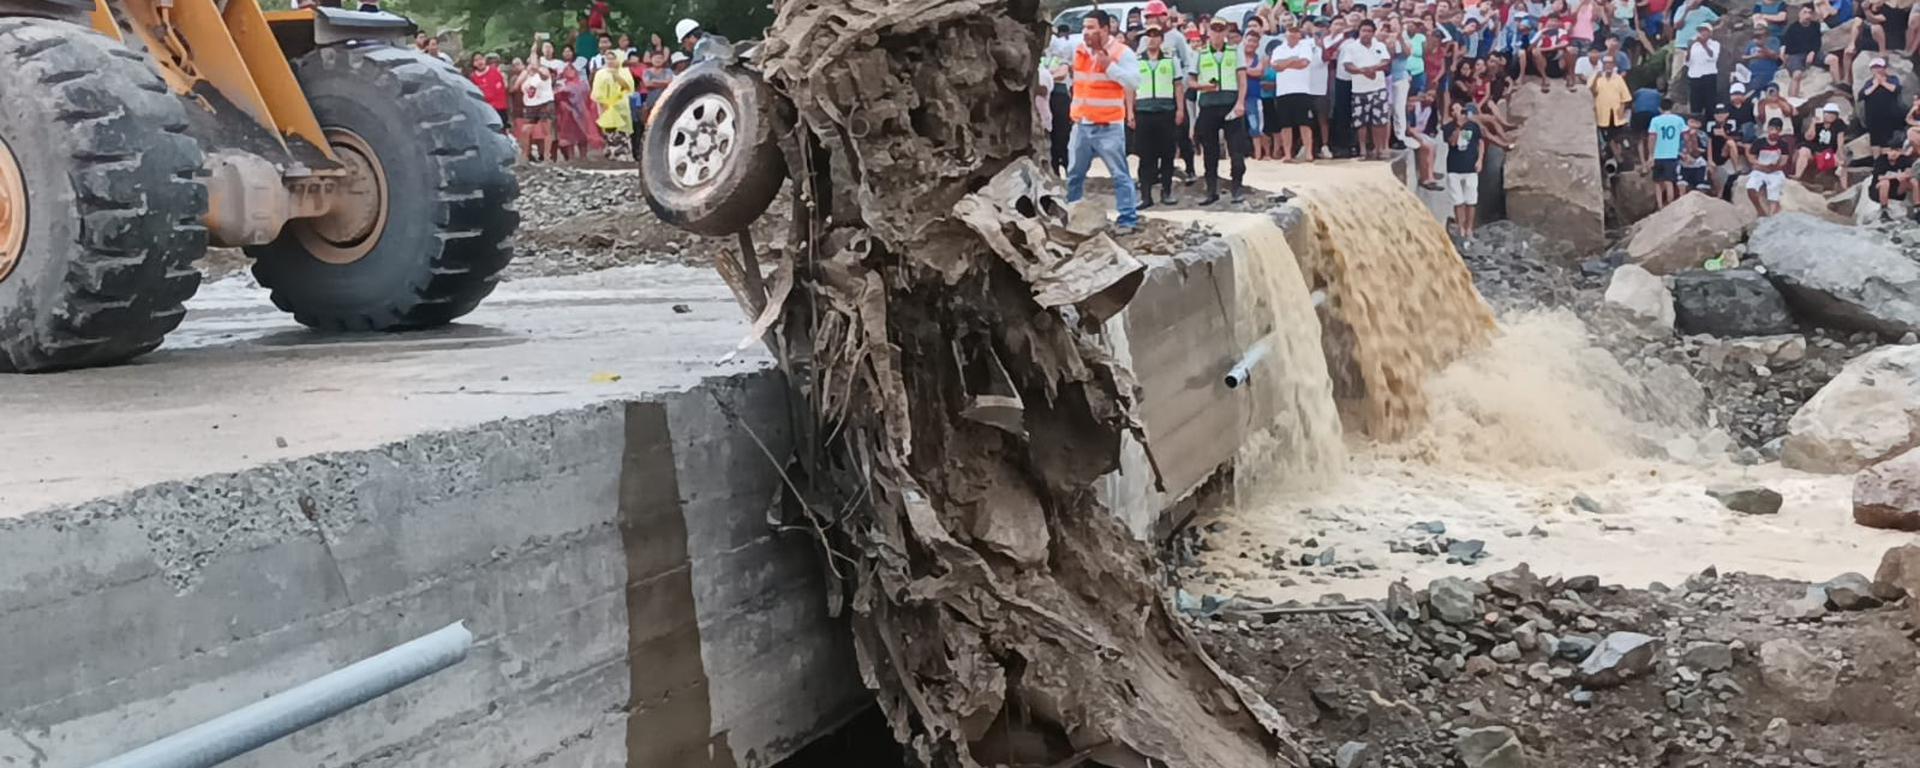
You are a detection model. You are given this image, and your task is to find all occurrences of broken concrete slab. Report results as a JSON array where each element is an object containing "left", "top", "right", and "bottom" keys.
[{"left": 1503, "top": 88, "right": 1606, "bottom": 256}]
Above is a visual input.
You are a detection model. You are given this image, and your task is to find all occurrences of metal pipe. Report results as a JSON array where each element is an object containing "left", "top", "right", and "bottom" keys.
[
  {"left": 1226, "top": 292, "right": 1328, "bottom": 389},
  {"left": 92, "top": 622, "right": 473, "bottom": 768},
  {"left": 1224, "top": 339, "right": 1271, "bottom": 389}
]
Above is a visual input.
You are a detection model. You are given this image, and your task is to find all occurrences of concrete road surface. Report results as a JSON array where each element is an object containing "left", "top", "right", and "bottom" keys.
[{"left": 0, "top": 266, "right": 763, "bottom": 516}]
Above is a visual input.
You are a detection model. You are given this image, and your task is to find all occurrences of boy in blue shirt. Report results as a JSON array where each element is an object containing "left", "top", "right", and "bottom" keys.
[
  {"left": 1630, "top": 85, "right": 1664, "bottom": 138},
  {"left": 1644, "top": 98, "right": 1689, "bottom": 208}
]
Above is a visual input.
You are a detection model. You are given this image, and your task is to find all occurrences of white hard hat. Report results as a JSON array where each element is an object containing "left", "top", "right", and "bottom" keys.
[{"left": 675, "top": 19, "right": 702, "bottom": 41}]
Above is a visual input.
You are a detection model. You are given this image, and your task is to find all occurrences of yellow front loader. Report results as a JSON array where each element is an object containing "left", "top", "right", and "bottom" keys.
[{"left": 0, "top": 0, "right": 518, "bottom": 371}]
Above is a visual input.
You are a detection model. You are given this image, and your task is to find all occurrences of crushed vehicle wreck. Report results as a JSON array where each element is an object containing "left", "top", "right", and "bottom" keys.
[{"left": 641, "top": 1, "right": 1305, "bottom": 765}]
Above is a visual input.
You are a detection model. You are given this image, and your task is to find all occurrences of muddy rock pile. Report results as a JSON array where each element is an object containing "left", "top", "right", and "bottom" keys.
[
  {"left": 1191, "top": 548, "right": 1920, "bottom": 767},
  {"left": 1456, "top": 218, "right": 1883, "bottom": 451}
]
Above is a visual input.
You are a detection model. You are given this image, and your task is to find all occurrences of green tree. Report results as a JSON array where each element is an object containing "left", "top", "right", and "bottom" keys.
[{"left": 388, "top": 0, "right": 774, "bottom": 57}]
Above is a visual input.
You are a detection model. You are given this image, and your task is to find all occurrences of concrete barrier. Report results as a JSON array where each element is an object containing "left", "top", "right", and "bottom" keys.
[
  {"left": 0, "top": 372, "right": 864, "bottom": 768},
  {"left": 0, "top": 265, "right": 867, "bottom": 768}
]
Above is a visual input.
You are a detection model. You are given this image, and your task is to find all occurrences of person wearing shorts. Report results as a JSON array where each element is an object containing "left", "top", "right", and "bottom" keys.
[
  {"left": 516, "top": 64, "right": 556, "bottom": 162},
  {"left": 1270, "top": 23, "right": 1322, "bottom": 161},
  {"left": 1442, "top": 101, "right": 1485, "bottom": 238},
  {"left": 1340, "top": 20, "right": 1394, "bottom": 159},
  {"left": 1745, "top": 118, "right": 1792, "bottom": 216},
  {"left": 1797, "top": 102, "right": 1850, "bottom": 185},
  {"left": 1869, "top": 137, "right": 1915, "bottom": 207},
  {"left": 1645, "top": 97, "right": 1687, "bottom": 207}
]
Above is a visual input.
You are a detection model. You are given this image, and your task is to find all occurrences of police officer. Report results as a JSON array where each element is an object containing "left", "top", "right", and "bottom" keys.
[
  {"left": 1194, "top": 17, "right": 1252, "bottom": 205},
  {"left": 1135, "top": 27, "right": 1187, "bottom": 208},
  {"left": 1139, "top": 1, "right": 1197, "bottom": 183}
]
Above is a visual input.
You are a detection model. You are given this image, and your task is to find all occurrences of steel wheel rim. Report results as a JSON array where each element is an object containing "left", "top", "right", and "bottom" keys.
[
  {"left": 295, "top": 129, "right": 389, "bottom": 265},
  {"left": 0, "top": 137, "right": 25, "bottom": 283},
  {"left": 667, "top": 93, "right": 737, "bottom": 188}
]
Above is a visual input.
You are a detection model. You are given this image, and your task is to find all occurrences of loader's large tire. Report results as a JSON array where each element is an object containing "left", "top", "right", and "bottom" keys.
[
  {"left": 641, "top": 62, "right": 786, "bottom": 236},
  {"left": 249, "top": 45, "right": 518, "bottom": 331},
  {"left": 0, "top": 18, "right": 207, "bottom": 372}
]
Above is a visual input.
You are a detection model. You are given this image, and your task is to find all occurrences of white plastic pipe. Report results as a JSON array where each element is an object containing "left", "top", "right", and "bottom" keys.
[{"left": 92, "top": 622, "right": 473, "bottom": 768}]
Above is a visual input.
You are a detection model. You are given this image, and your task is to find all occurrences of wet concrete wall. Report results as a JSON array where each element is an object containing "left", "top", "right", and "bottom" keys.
[{"left": 0, "top": 371, "right": 864, "bottom": 768}]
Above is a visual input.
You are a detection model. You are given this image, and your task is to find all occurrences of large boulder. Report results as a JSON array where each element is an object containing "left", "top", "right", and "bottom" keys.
[
  {"left": 1604, "top": 264, "right": 1676, "bottom": 333},
  {"left": 1504, "top": 88, "right": 1606, "bottom": 256},
  {"left": 1747, "top": 213, "right": 1920, "bottom": 335},
  {"left": 1611, "top": 171, "right": 1661, "bottom": 226},
  {"left": 1782, "top": 344, "right": 1920, "bottom": 472},
  {"left": 1626, "top": 194, "right": 1750, "bottom": 274},
  {"left": 1790, "top": 82, "right": 1850, "bottom": 123},
  {"left": 1671, "top": 270, "right": 1799, "bottom": 336},
  {"left": 1778, "top": 179, "right": 1849, "bottom": 221},
  {"left": 1758, "top": 638, "right": 1840, "bottom": 710},
  {"left": 1855, "top": 447, "right": 1920, "bottom": 530}
]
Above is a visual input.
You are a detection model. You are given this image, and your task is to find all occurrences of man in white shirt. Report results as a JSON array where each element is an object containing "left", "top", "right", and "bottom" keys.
[
  {"left": 1685, "top": 21, "right": 1722, "bottom": 119},
  {"left": 1573, "top": 46, "right": 1604, "bottom": 83},
  {"left": 1308, "top": 17, "right": 1335, "bottom": 158},
  {"left": 1340, "top": 19, "right": 1394, "bottom": 159},
  {"left": 1270, "top": 22, "right": 1321, "bottom": 162}
]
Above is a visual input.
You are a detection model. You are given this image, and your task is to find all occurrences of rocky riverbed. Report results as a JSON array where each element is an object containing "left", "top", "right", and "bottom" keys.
[{"left": 1195, "top": 550, "right": 1920, "bottom": 768}]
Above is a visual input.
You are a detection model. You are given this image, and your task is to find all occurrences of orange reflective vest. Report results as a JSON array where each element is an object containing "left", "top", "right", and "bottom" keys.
[{"left": 1070, "top": 39, "right": 1129, "bottom": 125}]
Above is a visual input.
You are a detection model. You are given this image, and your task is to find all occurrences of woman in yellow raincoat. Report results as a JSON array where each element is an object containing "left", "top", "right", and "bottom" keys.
[{"left": 591, "top": 60, "right": 636, "bottom": 159}]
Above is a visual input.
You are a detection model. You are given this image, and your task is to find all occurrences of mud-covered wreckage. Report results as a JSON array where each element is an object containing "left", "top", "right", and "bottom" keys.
[{"left": 670, "top": 0, "right": 1307, "bottom": 764}]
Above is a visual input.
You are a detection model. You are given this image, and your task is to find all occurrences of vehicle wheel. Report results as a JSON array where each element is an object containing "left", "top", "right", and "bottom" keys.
[
  {"left": 0, "top": 18, "right": 207, "bottom": 372},
  {"left": 642, "top": 62, "right": 786, "bottom": 236},
  {"left": 249, "top": 45, "right": 518, "bottom": 331}
]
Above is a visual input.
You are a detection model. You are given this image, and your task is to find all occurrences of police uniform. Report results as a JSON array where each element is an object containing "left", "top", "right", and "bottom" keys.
[
  {"left": 1135, "top": 51, "right": 1183, "bottom": 205},
  {"left": 1195, "top": 43, "right": 1252, "bottom": 202}
]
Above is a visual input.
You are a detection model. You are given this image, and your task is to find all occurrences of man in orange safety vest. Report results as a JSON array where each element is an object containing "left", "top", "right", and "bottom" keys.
[{"left": 1064, "top": 9, "right": 1144, "bottom": 234}]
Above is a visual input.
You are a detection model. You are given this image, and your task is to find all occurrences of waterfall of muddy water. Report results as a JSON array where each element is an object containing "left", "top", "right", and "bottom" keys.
[
  {"left": 1279, "top": 164, "right": 1496, "bottom": 439},
  {"left": 1170, "top": 163, "right": 1904, "bottom": 602},
  {"left": 1225, "top": 220, "right": 1347, "bottom": 491}
]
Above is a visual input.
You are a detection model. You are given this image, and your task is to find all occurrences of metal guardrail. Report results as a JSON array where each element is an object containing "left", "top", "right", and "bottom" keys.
[{"left": 91, "top": 622, "right": 474, "bottom": 768}]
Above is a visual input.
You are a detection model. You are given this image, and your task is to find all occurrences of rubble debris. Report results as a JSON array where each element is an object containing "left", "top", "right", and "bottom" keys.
[
  {"left": 1575, "top": 632, "right": 1659, "bottom": 689},
  {"left": 1757, "top": 638, "right": 1840, "bottom": 708},
  {"left": 1705, "top": 484, "right": 1785, "bottom": 515},
  {"left": 1455, "top": 726, "right": 1531, "bottom": 768},
  {"left": 1679, "top": 641, "right": 1734, "bottom": 673},
  {"left": 1818, "top": 573, "right": 1884, "bottom": 611}
]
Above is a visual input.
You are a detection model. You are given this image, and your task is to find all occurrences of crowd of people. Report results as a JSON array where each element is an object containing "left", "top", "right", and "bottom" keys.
[
  {"left": 446, "top": 14, "right": 705, "bottom": 164},
  {"left": 1051, "top": 0, "right": 1920, "bottom": 239},
  {"left": 1612, "top": 1, "right": 1920, "bottom": 220}
]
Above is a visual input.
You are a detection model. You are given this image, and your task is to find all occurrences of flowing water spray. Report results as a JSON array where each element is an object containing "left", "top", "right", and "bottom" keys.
[
  {"left": 1225, "top": 219, "right": 1347, "bottom": 491},
  {"left": 1280, "top": 166, "right": 1496, "bottom": 440}
]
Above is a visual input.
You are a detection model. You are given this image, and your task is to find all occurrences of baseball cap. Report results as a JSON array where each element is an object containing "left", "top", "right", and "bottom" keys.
[
  {"left": 1209, "top": 16, "right": 1231, "bottom": 28},
  {"left": 1872, "top": 57, "right": 1889, "bottom": 67},
  {"left": 1696, "top": 20, "right": 1712, "bottom": 29},
  {"left": 1729, "top": 82, "right": 1747, "bottom": 94},
  {"left": 1714, "top": 102, "right": 1729, "bottom": 112},
  {"left": 1823, "top": 102, "right": 1843, "bottom": 114},
  {"left": 670, "top": 51, "right": 688, "bottom": 64},
  {"left": 1145, "top": 0, "right": 1170, "bottom": 15}
]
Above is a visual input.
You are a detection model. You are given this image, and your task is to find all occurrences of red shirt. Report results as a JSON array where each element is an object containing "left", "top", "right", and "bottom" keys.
[
  {"left": 471, "top": 66, "right": 508, "bottom": 111},
  {"left": 586, "top": 0, "right": 609, "bottom": 32}
]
